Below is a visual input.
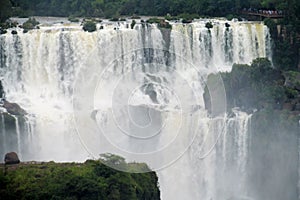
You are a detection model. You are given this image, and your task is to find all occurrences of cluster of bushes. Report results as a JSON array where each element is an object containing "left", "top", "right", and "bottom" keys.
[
  {"left": 21, "top": 17, "right": 39, "bottom": 33},
  {"left": 83, "top": 21, "right": 97, "bottom": 32},
  {"left": 205, "top": 22, "right": 213, "bottom": 29},
  {"left": 9, "top": 0, "right": 276, "bottom": 18},
  {"left": 164, "top": 13, "right": 201, "bottom": 23},
  {"left": 0, "top": 21, "right": 18, "bottom": 34},
  {"left": 204, "top": 58, "right": 300, "bottom": 114},
  {"left": 0, "top": 156, "right": 160, "bottom": 200},
  {"left": 0, "top": 18, "right": 40, "bottom": 34},
  {"left": 146, "top": 18, "right": 172, "bottom": 29}
]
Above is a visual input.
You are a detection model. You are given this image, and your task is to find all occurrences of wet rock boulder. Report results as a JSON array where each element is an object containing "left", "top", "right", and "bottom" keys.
[
  {"left": 4, "top": 152, "right": 20, "bottom": 164},
  {"left": 3, "top": 100, "right": 26, "bottom": 116}
]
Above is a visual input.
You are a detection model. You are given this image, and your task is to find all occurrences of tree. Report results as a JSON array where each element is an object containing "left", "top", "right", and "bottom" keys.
[
  {"left": 83, "top": 21, "right": 96, "bottom": 32},
  {"left": 0, "top": 0, "right": 12, "bottom": 23}
]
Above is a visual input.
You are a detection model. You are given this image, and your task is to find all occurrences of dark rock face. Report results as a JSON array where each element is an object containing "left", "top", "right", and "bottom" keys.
[
  {"left": 3, "top": 100, "right": 26, "bottom": 116},
  {"left": 4, "top": 152, "right": 20, "bottom": 164}
]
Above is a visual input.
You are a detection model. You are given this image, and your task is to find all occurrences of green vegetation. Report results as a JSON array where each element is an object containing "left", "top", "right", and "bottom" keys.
[
  {"left": 3, "top": 1, "right": 298, "bottom": 70},
  {"left": 252, "top": 108, "right": 299, "bottom": 133},
  {"left": 263, "top": 17, "right": 299, "bottom": 71},
  {"left": 22, "top": 17, "right": 39, "bottom": 33},
  {"left": 205, "top": 58, "right": 300, "bottom": 114},
  {"left": 146, "top": 18, "right": 172, "bottom": 29},
  {"left": 205, "top": 22, "right": 213, "bottom": 29},
  {"left": 0, "top": 158, "right": 160, "bottom": 200},
  {"left": 5, "top": 0, "right": 297, "bottom": 19},
  {"left": 131, "top": 20, "right": 136, "bottom": 29},
  {"left": 83, "top": 21, "right": 97, "bottom": 32},
  {"left": 0, "top": 0, "right": 12, "bottom": 23},
  {"left": 177, "top": 13, "right": 200, "bottom": 23},
  {"left": 146, "top": 18, "right": 161, "bottom": 24}
]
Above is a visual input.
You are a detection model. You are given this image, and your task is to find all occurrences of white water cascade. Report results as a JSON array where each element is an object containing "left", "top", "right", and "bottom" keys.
[{"left": 0, "top": 18, "right": 274, "bottom": 199}]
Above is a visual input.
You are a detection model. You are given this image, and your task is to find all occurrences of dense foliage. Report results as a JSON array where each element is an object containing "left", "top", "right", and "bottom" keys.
[
  {"left": 263, "top": 11, "right": 299, "bottom": 71},
  {"left": 0, "top": 158, "right": 160, "bottom": 200},
  {"left": 83, "top": 20, "right": 97, "bottom": 32},
  {"left": 205, "top": 58, "right": 300, "bottom": 114},
  {"left": 22, "top": 17, "right": 39, "bottom": 33},
  {"left": 3, "top": 0, "right": 298, "bottom": 19}
]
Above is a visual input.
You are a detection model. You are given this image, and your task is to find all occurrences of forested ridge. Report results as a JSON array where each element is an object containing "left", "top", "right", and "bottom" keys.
[{"left": 0, "top": 0, "right": 299, "bottom": 20}]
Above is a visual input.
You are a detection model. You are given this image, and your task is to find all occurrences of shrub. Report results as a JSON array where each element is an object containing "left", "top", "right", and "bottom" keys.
[
  {"left": 22, "top": 17, "right": 39, "bottom": 32},
  {"left": 146, "top": 18, "right": 172, "bottom": 29},
  {"left": 205, "top": 22, "right": 213, "bottom": 29},
  {"left": 146, "top": 18, "right": 161, "bottom": 24},
  {"left": 83, "top": 21, "right": 96, "bottom": 32},
  {"left": 22, "top": 22, "right": 34, "bottom": 30},
  {"left": 131, "top": 20, "right": 136, "bottom": 29},
  {"left": 26, "top": 18, "right": 39, "bottom": 26},
  {"left": 226, "top": 14, "right": 234, "bottom": 20},
  {"left": 264, "top": 18, "right": 277, "bottom": 36}
]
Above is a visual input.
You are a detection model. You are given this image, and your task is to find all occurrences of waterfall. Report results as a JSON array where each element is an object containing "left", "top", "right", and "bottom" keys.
[
  {"left": 0, "top": 18, "right": 273, "bottom": 199},
  {"left": 1, "top": 113, "right": 6, "bottom": 153},
  {"left": 13, "top": 115, "right": 22, "bottom": 159}
]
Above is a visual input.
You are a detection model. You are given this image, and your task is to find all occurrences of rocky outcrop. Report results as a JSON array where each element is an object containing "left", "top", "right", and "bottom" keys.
[
  {"left": 4, "top": 152, "right": 20, "bottom": 165},
  {"left": 3, "top": 100, "right": 26, "bottom": 116}
]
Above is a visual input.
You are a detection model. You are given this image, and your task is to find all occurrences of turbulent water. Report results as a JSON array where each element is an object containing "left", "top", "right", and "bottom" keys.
[{"left": 0, "top": 18, "right": 294, "bottom": 199}]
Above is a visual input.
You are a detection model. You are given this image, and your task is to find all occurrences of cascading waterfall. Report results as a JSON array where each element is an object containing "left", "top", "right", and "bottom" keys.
[
  {"left": 13, "top": 116, "right": 21, "bottom": 159},
  {"left": 1, "top": 113, "right": 6, "bottom": 152},
  {"left": 0, "top": 18, "right": 275, "bottom": 199}
]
